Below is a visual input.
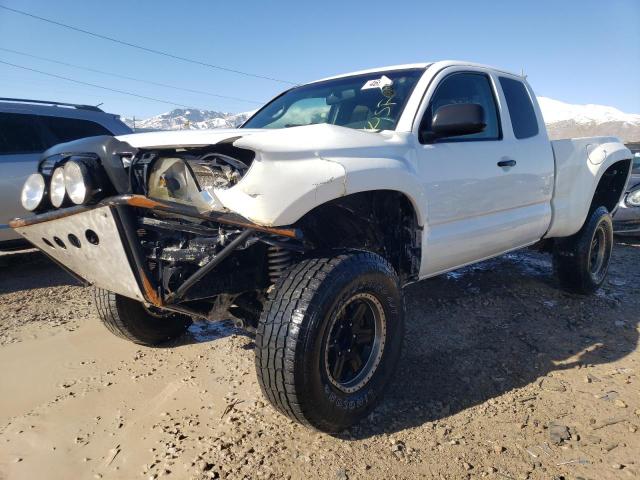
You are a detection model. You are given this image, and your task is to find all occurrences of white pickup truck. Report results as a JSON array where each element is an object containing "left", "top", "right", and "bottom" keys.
[{"left": 12, "top": 61, "right": 633, "bottom": 432}]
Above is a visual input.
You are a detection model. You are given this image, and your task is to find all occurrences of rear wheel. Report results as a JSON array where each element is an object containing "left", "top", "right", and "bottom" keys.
[
  {"left": 94, "top": 288, "right": 192, "bottom": 346},
  {"left": 255, "top": 251, "right": 404, "bottom": 433},
  {"left": 553, "top": 206, "right": 613, "bottom": 294}
]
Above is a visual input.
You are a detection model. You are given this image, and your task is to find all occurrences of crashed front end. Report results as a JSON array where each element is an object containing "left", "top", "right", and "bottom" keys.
[{"left": 10, "top": 134, "right": 303, "bottom": 327}]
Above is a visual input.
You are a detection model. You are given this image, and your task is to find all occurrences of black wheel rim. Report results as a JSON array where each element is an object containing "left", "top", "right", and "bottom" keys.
[
  {"left": 324, "top": 293, "right": 386, "bottom": 394},
  {"left": 589, "top": 223, "right": 608, "bottom": 282}
]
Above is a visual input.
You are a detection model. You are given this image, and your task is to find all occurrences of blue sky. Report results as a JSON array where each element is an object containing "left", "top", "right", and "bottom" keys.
[{"left": 1, "top": 0, "right": 638, "bottom": 118}]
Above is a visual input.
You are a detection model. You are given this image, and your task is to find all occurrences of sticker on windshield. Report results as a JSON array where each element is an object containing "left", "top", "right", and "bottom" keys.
[{"left": 361, "top": 75, "right": 394, "bottom": 91}]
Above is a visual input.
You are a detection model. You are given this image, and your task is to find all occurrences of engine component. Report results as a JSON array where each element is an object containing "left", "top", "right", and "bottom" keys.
[{"left": 190, "top": 153, "right": 249, "bottom": 190}]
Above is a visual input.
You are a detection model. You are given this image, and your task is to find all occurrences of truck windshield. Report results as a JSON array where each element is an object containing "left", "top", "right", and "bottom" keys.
[{"left": 243, "top": 68, "right": 424, "bottom": 131}]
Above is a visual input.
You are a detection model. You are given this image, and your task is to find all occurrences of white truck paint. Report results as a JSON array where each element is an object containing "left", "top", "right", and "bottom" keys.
[{"left": 117, "top": 61, "right": 632, "bottom": 279}]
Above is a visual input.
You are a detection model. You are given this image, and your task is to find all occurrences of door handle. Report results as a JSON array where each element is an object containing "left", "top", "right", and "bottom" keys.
[{"left": 497, "top": 159, "right": 517, "bottom": 167}]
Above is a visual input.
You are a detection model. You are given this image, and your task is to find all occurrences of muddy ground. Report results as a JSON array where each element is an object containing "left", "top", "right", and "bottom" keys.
[{"left": 0, "top": 238, "right": 638, "bottom": 480}]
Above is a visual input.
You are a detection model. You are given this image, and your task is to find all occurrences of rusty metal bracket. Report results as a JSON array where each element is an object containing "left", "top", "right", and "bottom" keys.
[{"left": 10, "top": 194, "right": 302, "bottom": 239}]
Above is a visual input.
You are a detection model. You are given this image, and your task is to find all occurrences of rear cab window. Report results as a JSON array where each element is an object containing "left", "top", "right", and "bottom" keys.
[{"left": 499, "top": 77, "right": 539, "bottom": 139}]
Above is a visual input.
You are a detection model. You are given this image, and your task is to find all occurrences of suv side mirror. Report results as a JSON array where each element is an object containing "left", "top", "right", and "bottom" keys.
[{"left": 423, "top": 103, "right": 486, "bottom": 141}]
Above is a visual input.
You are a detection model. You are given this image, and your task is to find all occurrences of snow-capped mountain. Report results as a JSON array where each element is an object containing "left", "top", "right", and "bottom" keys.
[
  {"left": 538, "top": 97, "right": 640, "bottom": 141},
  {"left": 123, "top": 100, "right": 640, "bottom": 141},
  {"left": 537, "top": 97, "right": 640, "bottom": 124},
  {"left": 123, "top": 109, "right": 255, "bottom": 131}
]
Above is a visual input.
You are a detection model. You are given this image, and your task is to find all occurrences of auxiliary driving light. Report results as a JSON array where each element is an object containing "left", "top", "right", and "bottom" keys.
[
  {"left": 64, "top": 160, "right": 92, "bottom": 205},
  {"left": 20, "top": 173, "right": 46, "bottom": 211},
  {"left": 50, "top": 166, "right": 67, "bottom": 208}
]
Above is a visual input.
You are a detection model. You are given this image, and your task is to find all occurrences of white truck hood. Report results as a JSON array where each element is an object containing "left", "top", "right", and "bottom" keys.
[
  {"left": 116, "top": 124, "right": 402, "bottom": 152},
  {"left": 116, "top": 128, "right": 262, "bottom": 149}
]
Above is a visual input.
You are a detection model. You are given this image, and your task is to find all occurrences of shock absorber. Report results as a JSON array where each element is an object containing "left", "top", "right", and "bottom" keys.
[{"left": 267, "top": 245, "right": 292, "bottom": 284}]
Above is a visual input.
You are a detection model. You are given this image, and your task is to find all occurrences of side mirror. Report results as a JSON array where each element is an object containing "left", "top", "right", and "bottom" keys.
[{"left": 424, "top": 103, "right": 486, "bottom": 141}]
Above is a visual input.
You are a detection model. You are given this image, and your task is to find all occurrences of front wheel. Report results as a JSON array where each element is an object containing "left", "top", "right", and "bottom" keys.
[
  {"left": 553, "top": 206, "right": 614, "bottom": 294},
  {"left": 255, "top": 251, "right": 404, "bottom": 433}
]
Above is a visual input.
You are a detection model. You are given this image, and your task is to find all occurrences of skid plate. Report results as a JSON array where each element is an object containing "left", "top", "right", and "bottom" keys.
[{"left": 14, "top": 206, "right": 145, "bottom": 302}]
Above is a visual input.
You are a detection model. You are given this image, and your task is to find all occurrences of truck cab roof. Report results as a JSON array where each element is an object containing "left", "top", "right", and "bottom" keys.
[{"left": 312, "top": 61, "right": 523, "bottom": 84}]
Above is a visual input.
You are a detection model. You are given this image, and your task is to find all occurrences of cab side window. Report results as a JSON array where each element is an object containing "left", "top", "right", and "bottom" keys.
[
  {"left": 498, "top": 77, "right": 539, "bottom": 139},
  {"left": 420, "top": 72, "right": 501, "bottom": 142}
]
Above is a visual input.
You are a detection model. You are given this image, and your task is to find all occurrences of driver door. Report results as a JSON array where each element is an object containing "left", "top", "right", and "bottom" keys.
[{"left": 416, "top": 70, "right": 545, "bottom": 277}]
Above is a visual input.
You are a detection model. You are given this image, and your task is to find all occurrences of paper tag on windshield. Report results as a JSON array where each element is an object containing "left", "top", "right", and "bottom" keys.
[{"left": 361, "top": 75, "right": 393, "bottom": 91}]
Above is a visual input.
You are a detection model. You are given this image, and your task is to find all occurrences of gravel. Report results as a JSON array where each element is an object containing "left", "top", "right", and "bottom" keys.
[{"left": 1, "top": 238, "right": 639, "bottom": 479}]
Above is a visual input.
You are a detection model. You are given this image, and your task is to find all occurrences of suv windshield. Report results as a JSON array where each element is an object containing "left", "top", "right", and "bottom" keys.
[{"left": 243, "top": 68, "right": 424, "bottom": 131}]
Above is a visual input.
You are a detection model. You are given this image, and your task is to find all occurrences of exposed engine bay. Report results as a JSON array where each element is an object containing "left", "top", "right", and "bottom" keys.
[{"left": 123, "top": 143, "right": 301, "bottom": 329}]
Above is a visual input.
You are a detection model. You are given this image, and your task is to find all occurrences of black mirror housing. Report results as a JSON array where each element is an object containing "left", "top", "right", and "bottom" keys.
[{"left": 425, "top": 103, "right": 486, "bottom": 141}]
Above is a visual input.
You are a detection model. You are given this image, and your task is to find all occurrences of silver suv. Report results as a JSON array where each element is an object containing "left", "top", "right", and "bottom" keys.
[{"left": 0, "top": 98, "right": 131, "bottom": 250}]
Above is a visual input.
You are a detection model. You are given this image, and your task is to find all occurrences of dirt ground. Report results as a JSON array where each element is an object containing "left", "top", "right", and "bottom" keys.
[{"left": 0, "top": 238, "right": 638, "bottom": 480}]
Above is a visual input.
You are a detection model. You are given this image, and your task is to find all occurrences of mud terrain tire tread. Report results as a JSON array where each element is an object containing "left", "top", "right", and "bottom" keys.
[
  {"left": 553, "top": 206, "right": 613, "bottom": 294},
  {"left": 94, "top": 288, "right": 192, "bottom": 346},
  {"left": 255, "top": 251, "right": 404, "bottom": 432}
]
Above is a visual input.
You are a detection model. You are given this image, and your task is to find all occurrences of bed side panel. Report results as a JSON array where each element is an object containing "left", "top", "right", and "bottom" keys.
[{"left": 545, "top": 137, "right": 631, "bottom": 238}]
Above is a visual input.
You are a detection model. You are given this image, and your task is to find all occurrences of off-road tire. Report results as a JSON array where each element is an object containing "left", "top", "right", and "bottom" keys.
[
  {"left": 94, "top": 288, "right": 192, "bottom": 346},
  {"left": 255, "top": 251, "right": 404, "bottom": 433},
  {"left": 553, "top": 206, "right": 613, "bottom": 294}
]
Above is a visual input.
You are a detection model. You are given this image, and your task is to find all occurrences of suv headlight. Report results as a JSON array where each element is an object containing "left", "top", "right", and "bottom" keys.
[
  {"left": 64, "top": 160, "right": 92, "bottom": 205},
  {"left": 627, "top": 188, "right": 640, "bottom": 207},
  {"left": 50, "top": 166, "right": 67, "bottom": 208},
  {"left": 20, "top": 173, "right": 47, "bottom": 211}
]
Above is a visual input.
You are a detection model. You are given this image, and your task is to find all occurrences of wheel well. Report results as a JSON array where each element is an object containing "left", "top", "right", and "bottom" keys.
[
  {"left": 591, "top": 159, "right": 632, "bottom": 213},
  {"left": 295, "top": 191, "right": 421, "bottom": 284}
]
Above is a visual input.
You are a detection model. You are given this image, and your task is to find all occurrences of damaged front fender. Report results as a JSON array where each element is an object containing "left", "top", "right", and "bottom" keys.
[
  {"left": 207, "top": 124, "right": 421, "bottom": 227},
  {"left": 213, "top": 152, "right": 347, "bottom": 226}
]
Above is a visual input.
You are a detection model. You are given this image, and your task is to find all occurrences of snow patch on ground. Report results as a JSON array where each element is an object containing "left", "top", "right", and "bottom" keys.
[{"left": 187, "top": 320, "right": 239, "bottom": 342}]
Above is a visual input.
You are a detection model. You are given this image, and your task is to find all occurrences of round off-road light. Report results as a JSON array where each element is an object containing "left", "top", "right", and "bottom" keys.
[
  {"left": 64, "top": 160, "right": 91, "bottom": 205},
  {"left": 20, "top": 173, "right": 46, "bottom": 211},
  {"left": 50, "top": 166, "right": 67, "bottom": 208},
  {"left": 627, "top": 188, "right": 640, "bottom": 207}
]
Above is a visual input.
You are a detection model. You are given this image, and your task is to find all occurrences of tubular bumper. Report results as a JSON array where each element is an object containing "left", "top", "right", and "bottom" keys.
[{"left": 10, "top": 195, "right": 301, "bottom": 310}]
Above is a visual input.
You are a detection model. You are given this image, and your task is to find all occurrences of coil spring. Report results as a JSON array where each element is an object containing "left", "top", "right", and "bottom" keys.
[{"left": 267, "top": 246, "right": 292, "bottom": 284}]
